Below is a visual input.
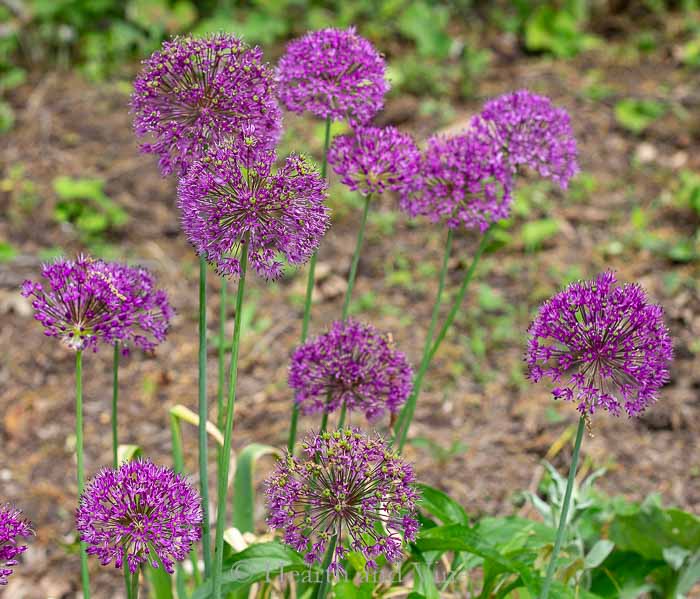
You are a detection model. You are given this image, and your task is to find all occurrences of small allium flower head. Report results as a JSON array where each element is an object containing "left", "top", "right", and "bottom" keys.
[
  {"left": 266, "top": 429, "right": 419, "bottom": 573},
  {"left": 400, "top": 131, "right": 513, "bottom": 232},
  {"left": 527, "top": 272, "right": 673, "bottom": 417},
  {"left": 76, "top": 459, "right": 202, "bottom": 574},
  {"left": 0, "top": 505, "right": 34, "bottom": 585},
  {"left": 132, "top": 34, "right": 282, "bottom": 176},
  {"left": 327, "top": 126, "right": 421, "bottom": 196},
  {"left": 178, "top": 131, "right": 330, "bottom": 280},
  {"left": 289, "top": 319, "right": 413, "bottom": 421},
  {"left": 471, "top": 90, "right": 579, "bottom": 189},
  {"left": 277, "top": 27, "right": 388, "bottom": 125}
]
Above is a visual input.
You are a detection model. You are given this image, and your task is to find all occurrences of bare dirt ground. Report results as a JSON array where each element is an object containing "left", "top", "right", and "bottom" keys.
[{"left": 1, "top": 25, "right": 699, "bottom": 599}]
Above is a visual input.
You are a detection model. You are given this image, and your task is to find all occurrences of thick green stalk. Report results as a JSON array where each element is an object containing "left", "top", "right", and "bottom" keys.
[
  {"left": 112, "top": 343, "right": 120, "bottom": 468},
  {"left": 217, "top": 280, "right": 228, "bottom": 430},
  {"left": 393, "top": 229, "right": 453, "bottom": 445},
  {"left": 313, "top": 535, "right": 337, "bottom": 599},
  {"left": 341, "top": 193, "right": 372, "bottom": 319},
  {"left": 131, "top": 566, "right": 140, "bottom": 599},
  {"left": 288, "top": 115, "right": 333, "bottom": 453},
  {"left": 212, "top": 241, "right": 249, "bottom": 599},
  {"left": 540, "top": 417, "right": 585, "bottom": 599},
  {"left": 197, "top": 255, "right": 212, "bottom": 577},
  {"left": 75, "top": 350, "right": 91, "bottom": 598}
]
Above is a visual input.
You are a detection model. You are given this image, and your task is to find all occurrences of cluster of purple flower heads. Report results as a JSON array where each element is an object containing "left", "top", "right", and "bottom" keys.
[
  {"left": 327, "top": 126, "right": 421, "bottom": 196},
  {"left": 76, "top": 459, "right": 202, "bottom": 574},
  {"left": 178, "top": 131, "right": 330, "bottom": 280},
  {"left": 276, "top": 27, "right": 388, "bottom": 125},
  {"left": 0, "top": 505, "right": 33, "bottom": 585},
  {"left": 289, "top": 319, "right": 413, "bottom": 422},
  {"left": 527, "top": 272, "right": 673, "bottom": 417},
  {"left": 400, "top": 131, "right": 513, "bottom": 232},
  {"left": 132, "top": 34, "right": 282, "bottom": 176},
  {"left": 471, "top": 90, "right": 579, "bottom": 189},
  {"left": 266, "top": 429, "right": 418, "bottom": 573},
  {"left": 22, "top": 256, "right": 172, "bottom": 353}
]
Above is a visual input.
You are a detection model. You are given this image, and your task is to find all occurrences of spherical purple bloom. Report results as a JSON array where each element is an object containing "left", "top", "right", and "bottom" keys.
[
  {"left": 471, "top": 90, "right": 579, "bottom": 189},
  {"left": 132, "top": 34, "right": 282, "bottom": 177},
  {"left": 266, "top": 429, "right": 419, "bottom": 573},
  {"left": 0, "top": 505, "right": 34, "bottom": 586},
  {"left": 76, "top": 459, "right": 202, "bottom": 574},
  {"left": 178, "top": 132, "right": 330, "bottom": 280},
  {"left": 327, "top": 126, "right": 421, "bottom": 196},
  {"left": 399, "top": 130, "right": 513, "bottom": 232},
  {"left": 289, "top": 319, "right": 413, "bottom": 422},
  {"left": 527, "top": 272, "right": 673, "bottom": 417},
  {"left": 277, "top": 27, "right": 388, "bottom": 125}
]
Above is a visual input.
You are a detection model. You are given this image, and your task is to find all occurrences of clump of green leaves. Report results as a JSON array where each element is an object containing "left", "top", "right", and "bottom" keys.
[{"left": 614, "top": 99, "right": 667, "bottom": 135}]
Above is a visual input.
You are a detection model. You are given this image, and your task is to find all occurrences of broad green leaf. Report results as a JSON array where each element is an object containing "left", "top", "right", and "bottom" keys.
[
  {"left": 333, "top": 580, "right": 376, "bottom": 599},
  {"left": 589, "top": 551, "right": 663, "bottom": 598},
  {"left": 584, "top": 540, "right": 615, "bottom": 569},
  {"left": 676, "top": 551, "right": 700, "bottom": 595},
  {"left": 146, "top": 565, "right": 174, "bottom": 599},
  {"left": 232, "top": 443, "right": 281, "bottom": 534},
  {"left": 412, "top": 560, "right": 439, "bottom": 599},
  {"left": 416, "top": 483, "right": 469, "bottom": 526}
]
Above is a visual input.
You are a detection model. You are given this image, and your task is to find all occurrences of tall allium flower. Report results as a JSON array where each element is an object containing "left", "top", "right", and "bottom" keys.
[
  {"left": 289, "top": 319, "right": 413, "bottom": 421},
  {"left": 471, "top": 90, "right": 579, "bottom": 189},
  {"left": 22, "top": 256, "right": 134, "bottom": 351},
  {"left": 266, "top": 429, "right": 418, "bottom": 573},
  {"left": 277, "top": 27, "right": 388, "bottom": 125},
  {"left": 132, "top": 34, "right": 282, "bottom": 176},
  {"left": 0, "top": 505, "right": 34, "bottom": 585},
  {"left": 76, "top": 460, "right": 202, "bottom": 574},
  {"left": 400, "top": 131, "right": 513, "bottom": 232},
  {"left": 327, "top": 126, "right": 421, "bottom": 196},
  {"left": 178, "top": 132, "right": 330, "bottom": 280},
  {"left": 527, "top": 272, "right": 673, "bottom": 417}
]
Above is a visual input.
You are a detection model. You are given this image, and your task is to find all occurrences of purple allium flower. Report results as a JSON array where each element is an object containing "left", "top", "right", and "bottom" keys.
[
  {"left": 0, "top": 505, "right": 34, "bottom": 586},
  {"left": 132, "top": 34, "right": 282, "bottom": 177},
  {"left": 178, "top": 132, "right": 330, "bottom": 280},
  {"left": 399, "top": 131, "right": 513, "bottom": 232},
  {"left": 327, "top": 126, "right": 421, "bottom": 196},
  {"left": 76, "top": 459, "right": 202, "bottom": 574},
  {"left": 266, "top": 429, "right": 418, "bottom": 573},
  {"left": 289, "top": 319, "right": 413, "bottom": 422},
  {"left": 22, "top": 256, "right": 134, "bottom": 352},
  {"left": 471, "top": 90, "right": 579, "bottom": 189},
  {"left": 276, "top": 27, "right": 388, "bottom": 125},
  {"left": 527, "top": 272, "right": 673, "bottom": 417}
]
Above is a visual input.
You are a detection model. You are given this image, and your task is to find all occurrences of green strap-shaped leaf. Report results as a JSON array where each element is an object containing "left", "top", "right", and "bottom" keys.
[
  {"left": 117, "top": 444, "right": 142, "bottom": 463},
  {"left": 146, "top": 565, "right": 174, "bottom": 599},
  {"left": 232, "top": 443, "right": 281, "bottom": 534}
]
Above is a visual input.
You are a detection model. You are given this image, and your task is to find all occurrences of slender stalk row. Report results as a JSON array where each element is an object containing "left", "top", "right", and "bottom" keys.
[
  {"left": 217, "top": 280, "right": 228, "bottom": 431},
  {"left": 111, "top": 343, "right": 120, "bottom": 469},
  {"left": 75, "top": 350, "right": 91, "bottom": 599}
]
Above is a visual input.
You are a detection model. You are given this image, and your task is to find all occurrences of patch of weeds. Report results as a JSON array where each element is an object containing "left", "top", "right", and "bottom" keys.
[
  {"left": 524, "top": 5, "right": 599, "bottom": 58},
  {"left": 368, "top": 209, "right": 398, "bottom": 236},
  {"left": 0, "top": 241, "right": 18, "bottom": 262},
  {"left": 567, "top": 172, "right": 597, "bottom": 203},
  {"left": 582, "top": 69, "right": 615, "bottom": 102},
  {"left": 348, "top": 291, "right": 378, "bottom": 315},
  {"left": 521, "top": 218, "right": 560, "bottom": 251},
  {"left": 1, "top": 164, "right": 42, "bottom": 221},
  {"left": 614, "top": 98, "right": 667, "bottom": 135}
]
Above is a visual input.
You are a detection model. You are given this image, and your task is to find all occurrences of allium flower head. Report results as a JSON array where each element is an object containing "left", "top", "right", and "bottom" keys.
[
  {"left": 400, "top": 130, "right": 513, "bottom": 232},
  {"left": 178, "top": 131, "right": 330, "bottom": 280},
  {"left": 471, "top": 90, "right": 579, "bottom": 189},
  {"left": 289, "top": 319, "right": 413, "bottom": 421},
  {"left": 327, "top": 126, "right": 421, "bottom": 196},
  {"left": 0, "top": 505, "right": 34, "bottom": 585},
  {"left": 132, "top": 34, "right": 282, "bottom": 176},
  {"left": 76, "top": 459, "right": 202, "bottom": 574},
  {"left": 527, "top": 272, "right": 673, "bottom": 417},
  {"left": 277, "top": 27, "right": 388, "bottom": 125},
  {"left": 266, "top": 429, "right": 418, "bottom": 573}
]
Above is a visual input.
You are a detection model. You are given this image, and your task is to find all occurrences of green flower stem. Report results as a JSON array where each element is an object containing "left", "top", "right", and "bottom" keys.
[
  {"left": 341, "top": 193, "right": 372, "bottom": 319},
  {"left": 112, "top": 343, "right": 120, "bottom": 468},
  {"left": 130, "top": 566, "right": 140, "bottom": 599},
  {"left": 75, "top": 350, "right": 91, "bottom": 599},
  {"left": 396, "top": 227, "right": 492, "bottom": 452},
  {"left": 212, "top": 241, "right": 249, "bottom": 599},
  {"left": 541, "top": 416, "right": 585, "bottom": 599},
  {"left": 314, "top": 535, "right": 338, "bottom": 599},
  {"left": 217, "top": 280, "right": 228, "bottom": 431},
  {"left": 197, "top": 255, "right": 212, "bottom": 577},
  {"left": 288, "top": 115, "right": 333, "bottom": 454}
]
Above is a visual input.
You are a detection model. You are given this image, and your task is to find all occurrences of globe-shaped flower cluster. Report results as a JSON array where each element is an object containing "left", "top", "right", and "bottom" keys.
[{"left": 0, "top": 505, "right": 33, "bottom": 585}]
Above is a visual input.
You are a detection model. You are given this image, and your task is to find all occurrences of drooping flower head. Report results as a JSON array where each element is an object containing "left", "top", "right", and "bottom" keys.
[
  {"left": 266, "top": 429, "right": 418, "bottom": 573},
  {"left": 277, "top": 27, "right": 388, "bottom": 125},
  {"left": 527, "top": 272, "right": 673, "bottom": 417},
  {"left": 400, "top": 130, "right": 513, "bottom": 232},
  {"left": 471, "top": 90, "right": 579, "bottom": 189},
  {"left": 0, "top": 505, "right": 34, "bottom": 586},
  {"left": 76, "top": 459, "right": 202, "bottom": 574},
  {"left": 289, "top": 319, "right": 413, "bottom": 422},
  {"left": 132, "top": 34, "right": 282, "bottom": 176},
  {"left": 327, "top": 126, "right": 421, "bottom": 196},
  {"left": 178, "top": 130, "right": 330, "bottom": 280}
]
